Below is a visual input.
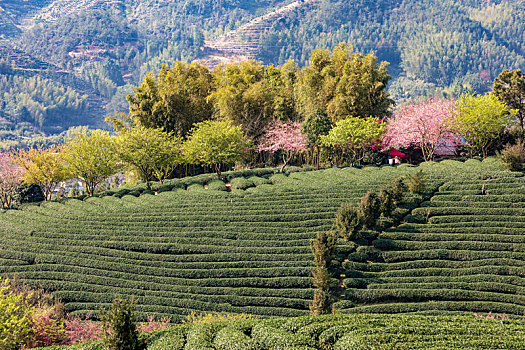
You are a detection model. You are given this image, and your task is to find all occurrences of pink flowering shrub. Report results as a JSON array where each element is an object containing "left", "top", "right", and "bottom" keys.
[
  {"left": 64, "top": 314, "right": 103, "bottom": 344},
  {"left": 138, "top": 316, "right": 171, "bottom": 332},
  {"left": 26, "top": 311, "right": 66, "bottom": 348}
]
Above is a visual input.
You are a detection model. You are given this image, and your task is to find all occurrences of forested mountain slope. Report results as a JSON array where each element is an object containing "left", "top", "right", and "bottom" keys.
[{"left": 0, "top": 0, "right": 523, "bottom": 146}]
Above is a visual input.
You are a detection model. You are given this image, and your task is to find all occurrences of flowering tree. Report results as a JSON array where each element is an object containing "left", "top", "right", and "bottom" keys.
[
  {"left": 0, "top": 152, "right": 23, "bottom": 209},
  {"left": 258, "top": 120, "right": 307, "bottom": 172},
  {"left": 384, "top": 98, "right": 461, "bottom": 161}
]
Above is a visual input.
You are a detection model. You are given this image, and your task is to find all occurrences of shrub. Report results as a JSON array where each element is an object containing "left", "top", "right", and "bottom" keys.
[
  {"left": 101, "top": 296, "right": 145, "bottom": 350},
  {"left": 206, "top": 180, "right": 227, "bottom": 191},
  {"left": 498, "top": 140, "right": 525, "bottom": 171},
  {"left": 310, "top": 231, "right": 336, "bottom": 268},
  {"left": 0, "top": 278, "right": 33, "bottom": 350},
  {"left": 248, "top": 176, "right": 272, "bottom": 186},
  {"left": 335, "top": 203, "right": 363, "bottom": 241},
  {"left": 230, "top": 177, "right": 254, "bottom": 190},
  {"left": 137, "top": 316, "right": 170, "bottom": 332},
  {"left": 64, "top": 314, "right": 103, "bottom": 344},
  {"left": 378, "top": 188, "right": 394, "bottom": 217},
  {"left": 407, "top": 170, "right": 427, "bottom": 194},
  {"left": 182, "top": 311, "right": 255, "bottom": 325},
  {"left": 389, "top": 177, "right": 407, "bottom": 204},
  {"left": 359, "top": 191, "right": 381, "bottom": 228},
  {"left": 27, "top": 310, "right": 66, "bottom": 348}
]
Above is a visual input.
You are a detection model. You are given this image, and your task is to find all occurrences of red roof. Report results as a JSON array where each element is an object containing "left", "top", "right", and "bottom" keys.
[{"left": 389, "top": 148, "right": 409, "bottom": 157}]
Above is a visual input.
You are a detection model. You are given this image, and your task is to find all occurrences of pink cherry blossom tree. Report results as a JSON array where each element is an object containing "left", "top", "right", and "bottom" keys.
[
  {"left": 0, "top": 152, "right": 23, "bottom": 209},
  {"left": 384, "top": 98, "right": 462, "bottom": 161},
  {"left": 258, "top": 120, "right": 307, "bottom": 172}
]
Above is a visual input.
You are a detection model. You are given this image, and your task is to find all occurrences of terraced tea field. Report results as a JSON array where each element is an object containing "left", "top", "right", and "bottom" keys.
[
  {"left": 0, "top": 158, "right": 523, "bottom": 320},
  {"left": 47, "top": 314, "right": 525, "bottom": 350}
]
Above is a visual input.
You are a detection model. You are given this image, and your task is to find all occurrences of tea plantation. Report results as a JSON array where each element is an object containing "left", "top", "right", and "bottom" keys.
[
  {"left": 45, "top": 314, "right": 525, "bottom": 350},
  {"left": 1, "top": 158, "right": 524, "bottom": 322}
]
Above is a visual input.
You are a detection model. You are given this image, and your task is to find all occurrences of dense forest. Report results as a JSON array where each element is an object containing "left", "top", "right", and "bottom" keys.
[{"left": 0, "top": 0, "right": 523, "bottom": 148}]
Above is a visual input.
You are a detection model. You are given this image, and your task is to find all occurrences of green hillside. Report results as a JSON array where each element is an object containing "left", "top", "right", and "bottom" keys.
[{"left": 1, "top": 159, "right": 524, "bottom": 320}]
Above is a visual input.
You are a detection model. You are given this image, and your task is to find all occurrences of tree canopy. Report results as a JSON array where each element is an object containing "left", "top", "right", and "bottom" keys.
[{"left": 183, "top": 120, "right": 252, "bottom": 179}]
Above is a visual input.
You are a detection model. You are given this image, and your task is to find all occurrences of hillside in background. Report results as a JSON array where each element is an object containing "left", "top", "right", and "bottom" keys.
[
  {"left": 0, "top": 0, "right": 524, "bottom": 145},
  {"left": 1, "top": 159, "right": 524, "bottom": 321}
]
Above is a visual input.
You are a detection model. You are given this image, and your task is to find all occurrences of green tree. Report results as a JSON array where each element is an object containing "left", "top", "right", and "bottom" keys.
[
  {"left": 210, "top": 60, "right": 297, "bottom": 141},
  {"left": 14, "top": 145, "right": 68, "bottom": 201},
  {"left": 183, "top": 120, "right": 252, "bottom": 179},
  {"left": 296, "top": 43, "right": 394, "bottom": 123},
  {"left": 448, "top": 93, "right": 511, "bottom": 158},
  {"left": 63, "top": 130, "right": 121, "bottom": 196},
  {"left": 359, "top": 191, "right": 381, "bottom": 228},
  {"left": 309, "top": 231, "right": 336, "bottom": 316},
  {"left": 302, "top": 109, "right": 332, "bottom": 169},
  {"left": 321, "top": 116, "right": 385, "bottom": 165},
  {"left": 335, "top": 202, "right": 363, "bottom": 241},
  {"left": 115, "top": 126, "right": 184, "bottom": 190},
  {"left": 119, "top": 62, "right": 214, "bottom": 137},
  {"left": 101, "top": 296, "right": 145, "bottom": 350},
  {"left": 492, "top": 69, "right": 525, "bottom": 129}
]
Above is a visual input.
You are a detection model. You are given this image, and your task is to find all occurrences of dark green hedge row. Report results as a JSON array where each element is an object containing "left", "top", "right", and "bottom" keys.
[
  {"left": 373, "top": 239, "right": 525, "bottom": 252},
  {"left": 4, "top": 266, "right": 312, "bottom": 289},
  {"left": 22, "top": 277, "right": 313, "bottom": 301},
  {"left": 380, "top": 232, "right": 525, "bottom": 244},
  {"left": 345, "top": 288, "right": 525, "bottom": 305},
  {"left": 381, "top": 249, "right": 525, "bottom": 263},
  {"left": 365, "top": 281, "right": 523, "bottom": 294},
  {"left": 339, "top": 300, "right": 525, "bottom": 316},
  {"left": 343, "top": 258, "right": 524, "bottom": 272},
  {"left": 412, "top": 207, "right": 525, "bottom": 217},
  {"left": 30, "top": 254, "right": 311, "bottom": 279},
  {"left": 53, "top": 289, "right": 310, "bottom": 314},
  {"left": 356, "top": 273, "right": 525, "bottom": 287},
  {"left": 388, "top": 224, "right": 525, "bottom": 235},
  {"left": 374, "top": 265, "right": 525, "bottom": 278},
  {"left": 421, "top": 200, "right": 525, "bottom": 209}
]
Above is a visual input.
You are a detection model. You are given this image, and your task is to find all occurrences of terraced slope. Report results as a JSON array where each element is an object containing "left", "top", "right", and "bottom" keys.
[
  {"left": 339, "top": 160, "right": 525, "bottom": 317},
  {"left": 47, "top": 314, "right": 525, "bottom": 350},
  {"left": 0, "top": 159, "right": 523, "bottom": 320}
]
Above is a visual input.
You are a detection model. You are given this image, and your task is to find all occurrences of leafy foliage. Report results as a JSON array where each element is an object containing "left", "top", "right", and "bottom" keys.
[
  {"left": 0, "top": 152, "right": 22, "bottom": 209},
  {"left": 101, "top": 296, "right": 145, "bottom": 350},
  {"left": 359, "top": 191, "right": 381, "bottom": 228},
  {"left": 492, "top": 69, "right": 525, "bottom": 129},
  {"left": 448, "top": 93, "right": 511, "bottom": 157},
  {"left": 183, "top": 120, "right": 252, "bottom": 179},
  {"left": 63, "top": 130, "right": 120, "bottom": 196},
  {"left": 295, "top": 43, "right": 393, "bottom": 122},
  {"left": 115, "top": 126, "right": 183, "bottom": 189},
  {"left": 335, "top": 203, "right": 363, "bottom": 241},
  {"left": 498, "top": 139, "right": 525, "bottom": 171},
  {"left": 321, "top": 116, "right": 385, "bottom": 165},
  {"left": 122, "top": 62, "right": 214, "bottom": 137},
  {"left": 14, "top": 145, "right": 68, "bottom": 201}
]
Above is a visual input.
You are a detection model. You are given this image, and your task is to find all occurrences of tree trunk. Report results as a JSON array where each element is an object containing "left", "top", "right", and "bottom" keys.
[
  {"left": 215, "top": 164, "right": 221, "bottom": 180},
  {"left": 316, "top": 145, "right": 320, "bottom": 170}
]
